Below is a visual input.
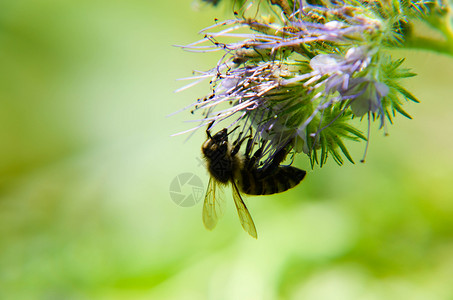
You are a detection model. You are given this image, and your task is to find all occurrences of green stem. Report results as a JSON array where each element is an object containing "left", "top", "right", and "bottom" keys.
[
  {"left": 402, "top": 11, "right": 453, "bottom": 56},
  {"left": 402, "top": 34, "right": 453, "bottom": 56}
]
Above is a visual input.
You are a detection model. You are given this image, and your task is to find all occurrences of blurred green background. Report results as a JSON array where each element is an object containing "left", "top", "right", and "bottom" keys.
[{"left": 1, "top": 0, "right": 453, "bottom": 299}]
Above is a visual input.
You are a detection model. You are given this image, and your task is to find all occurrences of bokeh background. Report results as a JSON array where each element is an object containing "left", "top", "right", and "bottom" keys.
[{"left": 1, "top": 0, "right": 453, "bottom": 299}]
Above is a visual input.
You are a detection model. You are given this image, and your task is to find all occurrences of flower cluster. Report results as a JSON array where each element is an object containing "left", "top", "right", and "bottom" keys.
[{"left": 176, "top": 0, "right": 450, "bottom": 167}]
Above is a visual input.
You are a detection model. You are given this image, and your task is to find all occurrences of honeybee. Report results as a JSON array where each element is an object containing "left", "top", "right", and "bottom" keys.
[{"left": 201, "top": 126, "right": 306, "bottom": 238}]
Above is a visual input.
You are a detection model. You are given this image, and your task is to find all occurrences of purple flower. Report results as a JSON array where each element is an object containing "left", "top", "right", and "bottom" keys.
[
  {"left": 175, "top": 3, "right": 416, "bottom": 167},
  {"left": 344, "top": 79, "right": 389, "bottom": 117},
  {"left": 309, "top": 47, "right": 389, "bottom": 117}
]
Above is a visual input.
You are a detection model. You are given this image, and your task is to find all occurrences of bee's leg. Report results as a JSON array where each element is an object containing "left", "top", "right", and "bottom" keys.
[
  {"left": 270, "top": 143, "right": 290, "bottom": 167},
  {"left": 258, "top": 141, "right": 292, "bottom": 177},
  {"left": 231, "top": 134, "right": 251, "bottom": 157},
  {"left": 243, "top": 127, "right": 258, "bottom": 160},
  {"left": 232, "top": 132, "right": 242, "bottom": 146},
  {"left": 233, "top": 125, "right": 253, "bottom": 147},
  {"left": 244, "top": 138, "right": 254, "bottom": 159},
  {"left": 246, "top": 140, "right": 267, "bottom": 168},
  {"left": 231, "top": 127, "right": 244, "bottom": 147}
]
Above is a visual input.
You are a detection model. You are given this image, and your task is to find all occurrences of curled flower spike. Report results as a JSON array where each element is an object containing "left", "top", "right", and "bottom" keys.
[{"left": 176, "top": 0, "right": 425, "bottom": 167}]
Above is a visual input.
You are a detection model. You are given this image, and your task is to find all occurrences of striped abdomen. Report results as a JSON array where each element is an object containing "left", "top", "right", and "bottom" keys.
[{"left": 238, "top": 166, "right": 306, "bottom": 195}]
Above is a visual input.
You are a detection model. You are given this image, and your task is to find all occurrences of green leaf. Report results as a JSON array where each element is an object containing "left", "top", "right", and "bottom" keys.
[
  {"left": 329, "top": 146, "right": 344, "bottom": 165},
  {"left": 394, "top": 84, "right": 420, "bottom": 102},
  {"left": 393, "top": 100, "right": 413, "bottom": 119},
  {"left": 338, "top": 124, "right": 367, "bottom": 141},
  {"left": 334, "top": 135, "right": 355, "bottom": 164}
]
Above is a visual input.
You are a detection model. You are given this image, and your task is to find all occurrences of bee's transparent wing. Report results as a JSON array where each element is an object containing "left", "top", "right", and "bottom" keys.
[
  {"left": 202, "top": 177, "right": 225, "bottom": 230},
  {"left": 231, "top": 181, "right": 258, "bottom": 239}
]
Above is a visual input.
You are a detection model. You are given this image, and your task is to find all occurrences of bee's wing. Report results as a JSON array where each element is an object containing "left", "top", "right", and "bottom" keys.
[
  {"left": 231, "top": 181, "right": 258, "bottom": 239},
  {"left": 202, "top": 177, "right": 225, "bottom": 230}
]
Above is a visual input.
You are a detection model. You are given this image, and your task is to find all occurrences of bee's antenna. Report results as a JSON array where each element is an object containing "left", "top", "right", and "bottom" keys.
[
  {"left": 207, "top": 120, "right": 215, "bottom": 130},
  {"left": 206, "top": 121, "right": 215, "bottom": 138},
  {"left": 227, "top": 125, "right": 241, "bottom": 136}
]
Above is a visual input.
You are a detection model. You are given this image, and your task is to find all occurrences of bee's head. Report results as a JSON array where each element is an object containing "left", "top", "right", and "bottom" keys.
[
  {"left": 211, "top": 128, "right": 228, "bottom": 142},
  {"left": 202, "top": 128, "right": 228, "bottom": 158}
]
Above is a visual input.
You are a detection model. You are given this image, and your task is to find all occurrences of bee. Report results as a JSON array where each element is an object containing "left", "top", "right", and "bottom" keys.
[{"left": 201, "top": 126, "right": 306, "bottom": 238}]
